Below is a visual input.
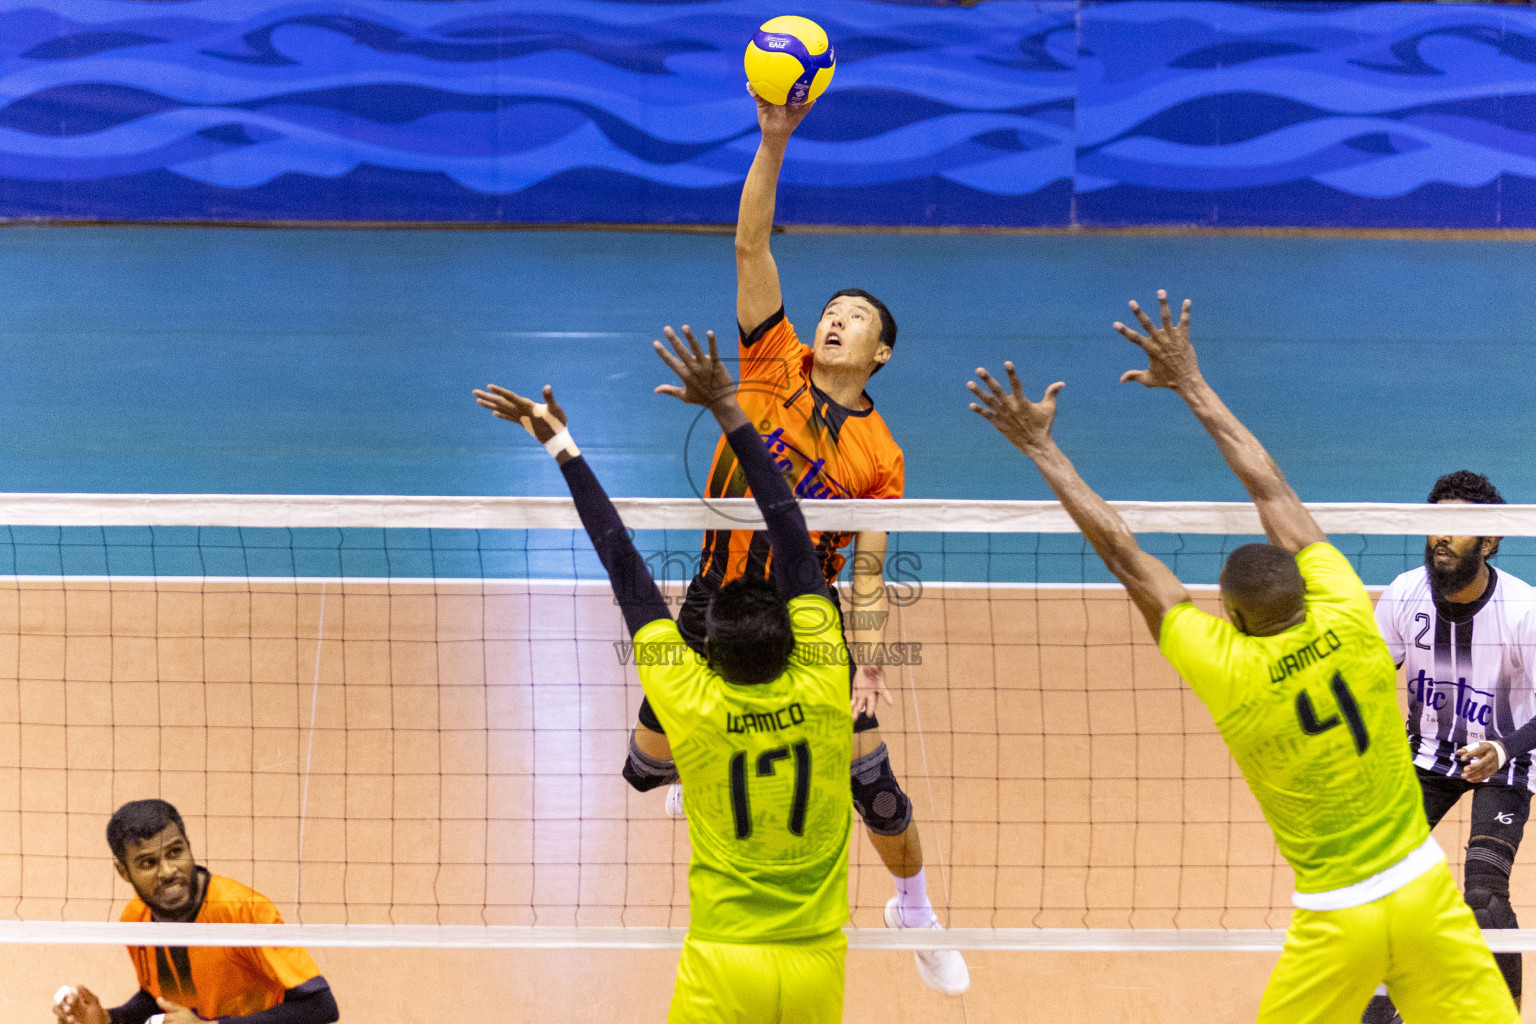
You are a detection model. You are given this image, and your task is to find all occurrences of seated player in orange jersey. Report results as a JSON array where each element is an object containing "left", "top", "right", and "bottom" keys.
[
  {"left": 619, "top": 87, "right": 968, "bottom": 995},
  {"left": 53, "top": 799, "right": 339, "bottom": 1024}
]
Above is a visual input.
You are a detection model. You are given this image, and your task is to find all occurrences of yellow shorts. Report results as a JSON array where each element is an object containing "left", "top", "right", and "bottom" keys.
[
  {"left": 1258, "top": 860, "right": 1519, "bottom": 1023},
  {"left": 667, "top": 934, "right": 846, "bottom": 1024}
]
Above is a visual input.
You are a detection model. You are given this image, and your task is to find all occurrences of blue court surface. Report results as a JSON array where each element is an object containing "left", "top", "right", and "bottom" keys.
[{"left": 0, "top": 226, "right": 1532, "bottom": 582}]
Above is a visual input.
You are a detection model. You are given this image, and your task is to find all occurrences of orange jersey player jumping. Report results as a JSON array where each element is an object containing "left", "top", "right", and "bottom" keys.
[
  {"left": 53, "top": 800, "right": 339, "bottom": 1024},
  {"left": 620, "top": 86, "right": 968, "bottom": 995}
]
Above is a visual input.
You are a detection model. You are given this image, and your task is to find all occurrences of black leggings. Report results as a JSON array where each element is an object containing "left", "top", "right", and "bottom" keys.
[{"left": 1418, "top": 766, "right": 1531, "bottom": 844}]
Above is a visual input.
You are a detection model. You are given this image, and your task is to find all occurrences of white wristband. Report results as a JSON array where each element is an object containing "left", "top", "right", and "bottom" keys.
[
  {"left": 1493, "top": 740, "right": 1508, "bottom": 770},
  {"left": 543, "top": 428, "right": 579, "bottom": 459},
  {"left": 518, "top": 403, "right": 579, "bottom": 459}
]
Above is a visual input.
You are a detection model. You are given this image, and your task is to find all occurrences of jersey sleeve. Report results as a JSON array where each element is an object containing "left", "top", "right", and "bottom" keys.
[
  {"left": 739, "top": 309, "right": 804, "bottom": 388},
  {"left": 633, "top": 618, "right": 709, "bottom": 734},
  {"left": 240, "top": 893, "right": 323, "bottom": 991},
  {"left": 869, "top": 444, "right": 904, "bottom": 500},
  {"left": 1296, "top": 542, "right": 1375, "bottom": 629},
  {"left": 1158, "top": 602, "right": 1244, "bottom": 722},
  {"left": 1516, "top": 597, "right": 1536, "bottom": 695},
  {"left": 1373, "top": 577, "right": 1407, "bottom": 667}
]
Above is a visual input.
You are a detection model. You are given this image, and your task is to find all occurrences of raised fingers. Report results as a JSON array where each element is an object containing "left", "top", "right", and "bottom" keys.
[
  {"left": 1003, "top": 361, "right": 1024, "bottom": 398},
  {"left": 473, "top": 386, "right": 525, "bottom": 414},
  {"left": 1127, "top": 299, "right": 1157, "bottom": 335},
  {"left": 485, "top": 384, "right": 529, "bottom": 407},
  {"left": 678, "top": 324, "right": 705, "bottom": 359},
  {"left": 1178, "top": 297, "right": 1191, "bottom": 329},
  {"left": 662, "top": 325, "right": 691, "bottom": 362},
  {"left": 966, "top": 378, "right": 1001, "bottom": 412},
  {"left": 542, "top": 385, "right": 566, "bottom": 424},
  {"left": 1157, "top": 289, "right": 1173, "bottom": 332},
  {"left": 652, "top": 337, "right": 686, "bottom": 376},
  {"left": 1113, "top": 321, "right": 1150, "bottom": 348},
  {"left": 974, "top": 366, "right": 1009, "bottom": 401}
]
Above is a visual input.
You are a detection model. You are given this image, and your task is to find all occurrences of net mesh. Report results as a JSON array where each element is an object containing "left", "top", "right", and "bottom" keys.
[{"left": 4, "top": 495, "right": 1536, "bottom": 947}]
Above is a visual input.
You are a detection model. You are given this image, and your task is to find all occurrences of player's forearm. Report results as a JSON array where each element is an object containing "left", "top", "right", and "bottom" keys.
[
  {"left": 220, "top": 982, "right": 338, "bottom": 1024},
  {"left": 1178, "top": 379, "right": 1292, "bottom": 504},
  {"left": 722, "top": 422, "right": 828, "bottom": 601},
  {"left": 1024, "top": 441, "right": 1146, "bottom": 580},
  {"left": 1495, "top": 718, "right": 1536, "bottom": 762},
  {"left": 559, "top": 456, "right": 670, "bottom": 635},
  {"left": 1177, "top": 379, "right": 1323, "bottom": 550},
  {"left": 736, "top": 138, "right": 787, "bottom": 255},
  {"left": 108, "top": 990, "right": 160, "bottom": 1024},
  {"left": 848, "top": 571, "right": 889, "bottom": 662}
]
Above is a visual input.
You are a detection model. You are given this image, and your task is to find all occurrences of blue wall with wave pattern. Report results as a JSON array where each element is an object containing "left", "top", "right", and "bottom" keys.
[{"left": 1, "top": 1, "right": 1534, "bottom": 227}]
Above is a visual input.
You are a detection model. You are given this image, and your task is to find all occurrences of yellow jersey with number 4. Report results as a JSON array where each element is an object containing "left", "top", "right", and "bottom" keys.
[
  {"left": 1159, "top": 542, "right": 1429, "bottom": 895},
  {"left": 633, "top": 593, "right": 853, "bottom": 944}
]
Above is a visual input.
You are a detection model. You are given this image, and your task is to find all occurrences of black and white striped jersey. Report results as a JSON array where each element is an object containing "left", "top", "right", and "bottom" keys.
[{"left": 1375, "top": 565, "right": 1536, "bottom": 791}]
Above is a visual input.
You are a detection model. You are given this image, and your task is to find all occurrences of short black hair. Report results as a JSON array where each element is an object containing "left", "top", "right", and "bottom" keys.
[
  {"left": 1428, "top": 470, "right": 1504, "bottom": 506},
  {"left": 823, "top": 288, "right": 896, "bottom": 374},
  {"left": 705, "top": 577, "right": 793, "bottom": 685},
  {"left": 1219, "top": 543, "right": 1305, "bottom": 629},
  {"left": 107, "top": 799, "right": 185, "bottom": 862},
  {"left": 1428, "top": 470, "right": 1504, "bottom": 557}
]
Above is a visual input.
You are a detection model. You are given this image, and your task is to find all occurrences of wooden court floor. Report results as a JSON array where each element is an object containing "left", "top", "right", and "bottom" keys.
[{"left": 0, "top": 580, "right": 1526, "bottom": 1021}]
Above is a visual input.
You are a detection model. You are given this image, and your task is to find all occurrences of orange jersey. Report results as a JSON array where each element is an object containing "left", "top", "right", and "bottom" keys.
[
  {"left": 121, "top": 871, "right": 323, "bottom": 1019},
  {"left": 700, "top": 309, "right": 904, "bottom": 585}
]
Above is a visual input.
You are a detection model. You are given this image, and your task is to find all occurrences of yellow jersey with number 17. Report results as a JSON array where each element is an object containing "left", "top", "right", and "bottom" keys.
[
  {"left": 633, "top": 593, "right": 853, "bottom": 944},
  {"left": 1159, "top": 542, "right": 1429, "bottom": 896}
]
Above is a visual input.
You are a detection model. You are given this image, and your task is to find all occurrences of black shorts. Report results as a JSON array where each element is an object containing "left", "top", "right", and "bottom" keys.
[
  {"left": 1418, "top": 766, "right": 1532, "bottom": 852},
  {"left": 635, "top": 575, "right": 879, "bottom": 736}
]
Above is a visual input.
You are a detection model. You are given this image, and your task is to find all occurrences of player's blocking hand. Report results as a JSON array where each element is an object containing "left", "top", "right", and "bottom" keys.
[
  {"left": 1114, "top": 290, "right": 1203, "bottom": 394},
  {"left": 472, "top": 383, "right": 568, "bottom": 444},
  {"left": 1457, "top": 740, "right": 1505, "bottom": 784},
  {"left": 54, "top": 985, "right": 108, "bottom": 1024},
  {"left": 852, "top": 663, "right": 893, "bottom": 718},
  {"left": 653, "top": 326, "right": 738, "bottom": 412},
  {"left": 967, "top": 362, "right": 1064, "bottom": 455}
]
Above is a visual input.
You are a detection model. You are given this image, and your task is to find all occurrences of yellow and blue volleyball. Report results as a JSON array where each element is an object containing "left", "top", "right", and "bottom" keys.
[{"left": 744, "top": 16, "right": 835, "bottom": 106}]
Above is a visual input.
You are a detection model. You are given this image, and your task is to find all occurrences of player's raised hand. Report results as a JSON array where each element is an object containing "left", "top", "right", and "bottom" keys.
[
  {"left": 852, "top": 664, "right": 893, "bottom": 718},
  {"left": 473, "top": 383, "right": 568, "bottom": 444},
  {"left": 54, "top": 985, "right": 108, "bottom": 1024},
  {"left": 749, "top": 83, "right": 815, "bottom": 142},
  {"left": 1114, "top": 290, "right": 1202, "bottom": 393},
  {"left": 156, "top": 997, "right": 201, "bottom": 1024},
  {"left": 653, "top": 326, "right": 738, "bottom": 411},
  {"left": 967, "top": 363, "right": 1064, "bottom": 454}
]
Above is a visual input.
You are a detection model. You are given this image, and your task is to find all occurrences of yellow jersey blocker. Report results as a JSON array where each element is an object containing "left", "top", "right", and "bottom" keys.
[
  {"left": 1161, "top": 542, "right": 1517, "bottom": 1023},
  {"left": 634, "top": 593, "right": 853, "bottom": 1024}
]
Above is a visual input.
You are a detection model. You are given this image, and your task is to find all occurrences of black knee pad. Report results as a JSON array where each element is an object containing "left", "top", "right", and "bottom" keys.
[
  {"left": 850, "top": 742, "right": 912, "bottom": 837},
  {"left": 621, "top": 735, "right": 678, "bottom": 793},
  {"left": 1466, "top": 836, "right": 1521, "bottom": 999},
  {"left": 636, "top": 696, "right": 666, "bottom": 735}
]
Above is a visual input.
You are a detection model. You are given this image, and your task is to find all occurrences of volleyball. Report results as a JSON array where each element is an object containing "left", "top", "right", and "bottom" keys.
[{"left": 744, "top": 16, "right": 835, "bottom": 106}]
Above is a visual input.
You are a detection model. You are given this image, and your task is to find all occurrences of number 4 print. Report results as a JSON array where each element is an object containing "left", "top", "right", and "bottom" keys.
[{"left": 1296, "top": 671, "right": 1370, "bottom": 755}]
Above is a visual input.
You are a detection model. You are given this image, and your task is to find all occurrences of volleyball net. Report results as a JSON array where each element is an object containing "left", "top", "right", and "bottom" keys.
[{"left": 3, "top": 494, "right": 1536, "bottom": 952}]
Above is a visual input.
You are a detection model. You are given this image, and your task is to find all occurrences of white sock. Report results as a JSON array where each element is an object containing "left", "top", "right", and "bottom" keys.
[
  {"left": 1372, "top": 984, "right": 1388, "bottom": 997},
  {"left": 894, "top": 868, "right": 935, "bottom": 927}
]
